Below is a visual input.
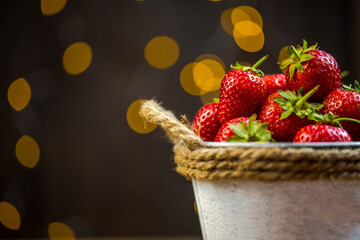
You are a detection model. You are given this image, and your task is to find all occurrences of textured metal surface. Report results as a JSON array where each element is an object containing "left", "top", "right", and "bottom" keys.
[{"left": 193, "top": 180, "right": 360, "bottom": 240}]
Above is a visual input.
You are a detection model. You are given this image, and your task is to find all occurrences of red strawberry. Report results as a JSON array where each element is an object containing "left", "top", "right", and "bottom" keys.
[
  {"left": 192, "top": 102, "right": 221, "bottom": 141},
  {"left": 258, "top": 86, "right": 322, "bottom": 142},
  {"left": 218, "top": 56, "right": 268, "bottom": 124},
  {"left": 215, "top": 116, "right": 273, "bottom": 142},
  {"left": 321, "top": 81, "right": 360, "bottom": 140},
  {"left": 280, "top": 40, "right": 341, "bottom": 101},
  {"left": 293, "top": 125, "right": 352, "bottom": 142},
  {"left": 263, "top": 74, "right": 287, "bottom": 95}
]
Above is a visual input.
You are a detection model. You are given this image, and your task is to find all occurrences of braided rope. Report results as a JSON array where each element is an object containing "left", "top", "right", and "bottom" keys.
[{"left": 139, "top": 99, "right": 360, "bottom": 181}]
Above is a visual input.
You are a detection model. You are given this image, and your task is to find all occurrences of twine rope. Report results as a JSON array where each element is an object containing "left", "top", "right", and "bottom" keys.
[{"left": 139, "top": 99, "right": 360, "bottom": 181}]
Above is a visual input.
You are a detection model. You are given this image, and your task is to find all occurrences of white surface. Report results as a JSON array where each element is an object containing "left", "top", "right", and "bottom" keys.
[{"left": 193, "top": 180, "right": 360, "bottom": 240}]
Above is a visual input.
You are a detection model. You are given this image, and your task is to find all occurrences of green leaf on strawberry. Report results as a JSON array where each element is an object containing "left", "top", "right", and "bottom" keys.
[
  {"left": 227, "top": 116, "right": 275, "bottom": 142},
  {"left": 280, "top": 40, "right": 319, "bottom": 80},
  {"left": 273, "top": 85, "right": 323, "bottom": 120},
  {"left": 307, "top": 110, "right": 360, "bottom": 128},
  {"left": 230, "top": 55, "right": 268, "bottom": 77},
  {"left": 342, "top": 80, "right": 360, "bottom": 93}
]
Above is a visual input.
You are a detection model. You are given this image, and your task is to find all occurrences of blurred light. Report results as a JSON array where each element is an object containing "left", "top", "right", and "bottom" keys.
[
  {"left": 48, "top": 222, "right": 76, "bottom": 240},
  {"left": 15, "top": 135, "right": 40, "bottom": 168},
  {"left": 278, "top": 46, "right": 289, "bottom": 73},
  {"left": 200, "top": 89, "right": 220, "bottom": 105},
  {"left": 238, "top": 61, "right": 252, "bottom": 67},
  {"left": 144, "top": 36, "right": 179, "bottom": 69},
  {"left": 231, "top": 6, "right": 263, "bottom": 29},
  {"left": 63, "top": 42, "right": 92, "bottom": 75},
  {"left": 194, "top": 200, "right": 197, "bottom": 213},
  {"left": 127, "top": 100, "right": 157, "bottom": 134},
  {"left": 233, "top": 21, "right": 264, "bottom": 52},
  {"left": 0, "top": 202, "right": 21, "bottom": 230},
  {"left": 41, "top": 0, "right": 67, "bottom": 15},
  {"left": 193, "top": 59, "right": 224, "bottom": 92},
  {"left": 8, "top": 78, "right": 31, "bottom": 111},
  {"left": 195, "top": 54, "right": 225, "bottom": 70},
  {"left": 220, "top": 8, "right": 234, "bottom": 36},
  {"left": 180, "top": 63, "right": 202, "bottom": 96}
]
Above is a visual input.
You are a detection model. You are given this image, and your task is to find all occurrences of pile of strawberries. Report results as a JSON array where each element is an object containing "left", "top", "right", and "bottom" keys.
[{"left": 192, "top": 40, "right": 360, "bottom": 143}]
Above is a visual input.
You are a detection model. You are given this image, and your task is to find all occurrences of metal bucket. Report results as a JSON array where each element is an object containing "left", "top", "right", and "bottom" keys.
[{"left": 193, "top": 142, "right": 360, "bottom": 240}]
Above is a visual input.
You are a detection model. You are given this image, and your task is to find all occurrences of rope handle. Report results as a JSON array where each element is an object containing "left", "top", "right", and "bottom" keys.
[{"left": 139, "top": 99, "right": 204, "bottom": 148}]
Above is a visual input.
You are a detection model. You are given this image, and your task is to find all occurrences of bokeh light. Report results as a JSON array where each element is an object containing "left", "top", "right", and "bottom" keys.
[
  {"left": 7, "top": 78, "right": 31, "bottom": 111},
  {"left": 127, "top": 100, "right": 157, "bottom": 134},
  {"left": 144, "top": 36, "right": 179, "bottom": 69},
  {"left": 63, "top": 42, "right": 92, "bottom": 75},
  {"left": 41, "top": 0, "right": 67, "bottom": 16},
  {"left": 193, "top": 59, "right": 224, "bottom": 92},
  {"left": 278, "top": 46, "right": 289, "bottom": 73},
  {"left": 233, "top": 21, "right": 264, "bottom": 52},
  {"left": 231, "top": 6, "right": 263, "bottom": 29},
  {"left": 0, "top": 202, "right": 21, "bottom": 230},
  {"left": 220, "top": 8, "right": 234, "bottom": 36},
  {"left": 195, "top": 54, "right": 225, "bottom": 69},
  {"left": 200, "top": 89, "right": 220, "bottom": 105},
  {"left": 180, "top": 63, "right": 202, "bottom": 96},
  {"left": 15, "top": 135, "right": 40, "bottom": 168},
  {"left": 48, "top": 222, "right": 76, "bottom": 240}
]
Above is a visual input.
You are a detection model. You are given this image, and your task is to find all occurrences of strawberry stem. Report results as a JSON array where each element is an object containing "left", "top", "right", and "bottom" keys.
[
  {"left": 252, "top": 55, "right": 269, "bottom": 69},
  {"left": 295, "top": 85, "right": 319, "bottom": 108},
  {"left": 333, "top": 117, "right": 360, "bottom": 126},
  {"left": 290, "top": 46, "right": 301, "bottom": 61}
]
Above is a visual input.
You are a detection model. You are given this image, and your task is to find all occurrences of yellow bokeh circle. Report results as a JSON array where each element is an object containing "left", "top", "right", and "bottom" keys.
[
  {"left": 180, "top": 63, "right": 202, "bottom": 96},
  {"left": 195, "top": 54, "right": 225, "bottom": 70},
  {"left": 0, "top": 201, "right": 21, "bottom": 230},
  {"left": 233, "top": 21, "right": 264, "bottom": 52},
  {"left": 15, "top": 135, "right": 40, "bottom": 169},
  {"left": 220, "top": 8, "right": 234, "bottom": 36},
  {"left": 41, "top": 0, "right": 67, "bottom": 16},
  {"left": 63, "top": 42, "right": 92, "bottom": 75},
  {"left": 278, "top": 46, "right": 289, "bottom": 73},
  {"left": 231, "top": 6, "right": 263, "bottom": 29},
  {"left": 144, "top": 36, "right": 179, "bottom": 69},
  {"left": 127, "top": 100, "right": 157, "bottom": 134},
  {"left": 7, "top": 78, "right": 31, "bottom": 111},
  {"left": 193, "top": 59, "right": 224, "bottom": 92},
  {"left": 48, "top": 222, "right": 76, "bottom": 240}
]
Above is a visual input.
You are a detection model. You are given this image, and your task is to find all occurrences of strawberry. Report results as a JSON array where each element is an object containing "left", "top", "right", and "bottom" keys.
[
  {"left": 192, "top": 102, "right": 221, "bottom": 141},
  {"left": 320, "top": 80, "right": 360, "bottom": 140},
  {"left": 262, "top": 74, "right": 287, "bottom": 95},
  {"left": 280, "top": 40, "right": 341, "bottom": 101},
  {"left": 293, "top": 124, "right": 352, "bottom": 142},
  {"left": 218, "top": 56, "right": 268, "bottom": 124},
  {"left": 215, "top": 116, "right": 274, "bottom": 142},
  {"left": 258, "top": 86, "right": 322, "bottom": 142}
]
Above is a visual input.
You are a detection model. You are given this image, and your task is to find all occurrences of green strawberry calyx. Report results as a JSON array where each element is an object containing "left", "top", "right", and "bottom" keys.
[
  {"left": 342, "top": 80, "right": 360, "bottom": 93},
  {"left": 230, "top": 55, "right": 268, "bottom": 77},
  {"left": 273, "top": 85, "right": 323, "bottom": 120},
  {"left": 227, "top": 116, "right": 275, "bottom": 142},
  {"left": 307, "top": 111, "right": 360, "bottom": 128},
  {"left": 279, "top": 39, "right": 319, "bottom": 80}
]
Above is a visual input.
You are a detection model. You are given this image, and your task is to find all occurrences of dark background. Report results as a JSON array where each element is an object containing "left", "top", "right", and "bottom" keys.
[{"left": 0, "top": 0, "right": 359, "bottom": 238}]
